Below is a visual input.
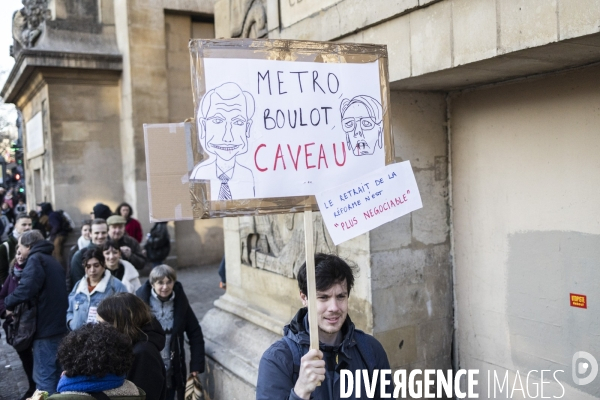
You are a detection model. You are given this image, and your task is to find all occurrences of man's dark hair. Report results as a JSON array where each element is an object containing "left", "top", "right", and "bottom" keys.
[
  {"left": 91, "top": 218, "right": 107, "bottom": 227},
  {"left": 82, "top": 247, "right": 105, "bottom": 267},
  {"left": 297, "top": 253, "right": 356, "bottom": 297},
  {"left": 116, "top": 202, "right": 134, "bottom": 217},
  {"left": 58, "top": 322, "right": 133, "bottom": 378},
  {"left": 15, "top": 212, "right": 31, "bottom": 223},
  {"left": 19, "top": 230, "right": 44, "bottom": 248}
]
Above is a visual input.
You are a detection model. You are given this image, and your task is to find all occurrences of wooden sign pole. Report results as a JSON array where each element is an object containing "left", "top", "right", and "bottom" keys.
[{"left": 303, "top": 209, "right": 320, "bottom": 351}]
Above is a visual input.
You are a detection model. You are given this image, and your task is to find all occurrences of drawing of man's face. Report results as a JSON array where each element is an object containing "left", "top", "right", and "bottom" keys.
[
  {"left": 199, "top": 83, "right": 254, "bottom": 162},
  {"left": 340, "top": 96, "right": 383, "bottom": 157}
]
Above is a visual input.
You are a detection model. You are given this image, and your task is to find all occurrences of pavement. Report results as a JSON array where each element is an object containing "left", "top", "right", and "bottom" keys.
[{"left": 0, "top": 262, "right": 223, "bottom": 400}]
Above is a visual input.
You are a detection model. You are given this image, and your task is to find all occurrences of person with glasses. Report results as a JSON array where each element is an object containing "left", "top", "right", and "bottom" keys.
[
  {"left": 339, "top": 95, "right": 383, "bottom": 157},
  {"left": 66, "top": 247, "right": 127, "bottom": 331}
]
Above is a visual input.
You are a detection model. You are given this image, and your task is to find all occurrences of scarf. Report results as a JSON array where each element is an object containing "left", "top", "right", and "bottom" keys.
[
  {"left": 57, "top": 374, "right": 125, "bottom": 393},
  {"left": 13, "top": 264, "right": 24, "bottom": 278}
]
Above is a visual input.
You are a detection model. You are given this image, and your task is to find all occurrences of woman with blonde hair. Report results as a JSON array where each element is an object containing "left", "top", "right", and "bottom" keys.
[{"left": 97, "top": 293, "right": 167, "bottom": 400}]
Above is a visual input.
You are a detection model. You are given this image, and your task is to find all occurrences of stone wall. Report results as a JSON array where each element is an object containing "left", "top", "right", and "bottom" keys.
[
  {"left": 451, "top": 65, "right": 600, "bottom": 399},
  {"left": 47, "top": 73, "right": 123, "bottom": 222}
]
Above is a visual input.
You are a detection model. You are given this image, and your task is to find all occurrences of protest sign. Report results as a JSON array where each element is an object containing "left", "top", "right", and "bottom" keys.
[
  {"left": 187, "top": 39, "right": 393, "bottom": 218},
  {"left": 316, "top": 161, "right": 422, "bottom": 245}
]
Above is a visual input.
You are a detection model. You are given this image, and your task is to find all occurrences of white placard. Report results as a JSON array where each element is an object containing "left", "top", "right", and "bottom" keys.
[
  {"left": 316, "top": 161, "right": 422, "bottom": 245},
  {"left": 25, "top": 112, "right": 44, "bottom": 158},
  {"left": 86, "top": 306, "right": 98, "bottom": 323},
  {"left": 191, "top": 58, "right": 385, "bottom": 201}
]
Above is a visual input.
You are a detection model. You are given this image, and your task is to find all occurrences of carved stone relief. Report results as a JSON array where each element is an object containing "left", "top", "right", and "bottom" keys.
[
  {"left": 12, "top": 0, "right": 51, "bottom": 50},
  {"left": 240, "top": 213, "right": 336, "bottom": 278},
  {"left": 230, "top": 0, "right": 267, "bottom": 39}
]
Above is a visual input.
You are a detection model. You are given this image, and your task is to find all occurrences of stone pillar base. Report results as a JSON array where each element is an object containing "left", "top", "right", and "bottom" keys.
[{"left": 200, "top": 307, "right": 282, "bottom": 400}]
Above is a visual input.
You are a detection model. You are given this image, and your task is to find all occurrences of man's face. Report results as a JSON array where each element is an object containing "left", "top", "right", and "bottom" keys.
[
  {"left": 200, "top": 92, "right": 252, "bottom": 162},
  {"left": 91, "top": 223, "right": 108, "bottom": 245},
  {"left": 342, "top": 103, "right": 382, "bottom": 156},
  {"left": 108, "top": 224, "right": 125, "bottom": 241},
  {"left": 301, "top": 280, "right": 349, "bottom": 341},
  {"left": 14, "top": 218, "right": 32, "bottom": 235}
]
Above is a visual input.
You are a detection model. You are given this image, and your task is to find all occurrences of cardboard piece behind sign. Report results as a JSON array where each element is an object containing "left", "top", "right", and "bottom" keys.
[
  {"left": 188, "top": 39, "right": 394, "bottom": 219},
  {"left": 144, "top": 123, "right": 195, "bottom": 222}
]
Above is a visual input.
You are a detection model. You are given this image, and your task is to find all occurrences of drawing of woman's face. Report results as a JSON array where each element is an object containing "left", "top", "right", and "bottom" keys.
[
  {"left": 201, "top": 92, "right": 252, "bottom": 161},
  {"left": 341, "top": 102, "right": 382, "bottom": 156}
]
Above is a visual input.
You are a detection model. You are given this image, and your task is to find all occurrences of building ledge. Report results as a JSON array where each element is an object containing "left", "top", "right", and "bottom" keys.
[{"left": 1, "top": 50, "right": 122, "bottom": 103}]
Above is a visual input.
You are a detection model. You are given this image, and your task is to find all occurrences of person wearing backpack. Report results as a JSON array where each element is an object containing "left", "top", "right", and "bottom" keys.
[
  {"left": 144, "top": 223, "right": 170, "bottom": 266},
  {"left": 256, "top": 254, "right": 391, "bottom": 400},
  {"left": 5, "top": 230, "right": 69, "bottom": 395}
]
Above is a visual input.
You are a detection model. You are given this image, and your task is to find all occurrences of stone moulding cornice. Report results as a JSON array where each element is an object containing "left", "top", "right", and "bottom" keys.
[{"left": 1, "top": 49, "right": 122, "bottom": 103}]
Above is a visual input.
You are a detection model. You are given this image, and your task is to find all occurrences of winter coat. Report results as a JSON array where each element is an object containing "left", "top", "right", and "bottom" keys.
[
  {"left": 129, "top": 318, "right": 167, "bottom": 400},
  {"left": 0, "top": 233, "right": 17, "bottom": 285},
  {"left": 49, "top": 380, "right": 146, "bottom": 399},
  {"left": 144, "top": 223, "right": 170, "bottom": 263},
  {"left": 137, "top": 281, "right": 205, "bottom": 390},
  {"left": 125, "top": 218, "right": 143, "bottom": 243},
  {"left": 67, "top": 270, "right": 128, "bottom": 331},
  {"left": 77, "top": 236, "right": 90, "bottom": 250},
  {"left": 256, "top": 308, "right": 391, "bottom": 400},
  {"left": 5, "top": 241, "right": 68, "bottom": 339},
  {"left": 116, "top": 259, "right": 141, "bottom": 294},
  {"left": 115, "top": 234, "right": 146, "bottom": 270}
]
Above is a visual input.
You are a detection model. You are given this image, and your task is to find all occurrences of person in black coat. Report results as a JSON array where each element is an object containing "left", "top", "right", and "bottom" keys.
[
  {"left": 97, "top": 293, "right": 167, "bottom": 400},
  {"left": 5, "top": 230, "right": 68, "bottom": 395},
  {"left": 136, "top": 265, "right": 205, "bottom": 400}
]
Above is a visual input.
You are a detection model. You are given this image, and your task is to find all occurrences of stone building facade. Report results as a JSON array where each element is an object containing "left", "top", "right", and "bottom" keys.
[{"left": 1, "top": 0, "right": 224, "bottom": 266}]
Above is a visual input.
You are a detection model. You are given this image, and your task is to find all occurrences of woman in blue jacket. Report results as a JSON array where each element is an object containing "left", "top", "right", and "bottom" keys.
[{"left": 67, "top": 247, "right": 127, "bottom": 330}]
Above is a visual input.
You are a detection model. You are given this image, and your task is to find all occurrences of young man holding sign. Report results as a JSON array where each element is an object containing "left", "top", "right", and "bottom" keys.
[{"left": 257, "top": 253, "right": 391, "bottom": 400}]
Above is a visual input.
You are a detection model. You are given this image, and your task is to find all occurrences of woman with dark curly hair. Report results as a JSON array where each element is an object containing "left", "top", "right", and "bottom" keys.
[
  {"left": 97, "top": 293, "right": 167, "bottom": 400},
  {"left": 49, "top": 322, "right": 145, "bottom": 399},
  {"left": 67, "top": 248, "right": 127, "bottom": 331}
]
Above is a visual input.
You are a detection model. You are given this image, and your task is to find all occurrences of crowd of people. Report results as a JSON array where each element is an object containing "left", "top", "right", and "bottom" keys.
[
  {"left": 0, "top": 198, "right": 392, "bottom": 400},
  {"left": 0, "top": 201, "right": 201, "bottom": 400}
]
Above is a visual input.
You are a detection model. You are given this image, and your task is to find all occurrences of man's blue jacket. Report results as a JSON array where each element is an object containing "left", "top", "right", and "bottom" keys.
[{"left": 256, "top": 307, "right": 391, "bottom": 400}]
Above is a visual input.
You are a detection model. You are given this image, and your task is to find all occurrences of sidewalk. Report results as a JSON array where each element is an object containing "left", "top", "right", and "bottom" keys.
[{"left": 0, "top": 262, "right": 223, "bottom": 400}]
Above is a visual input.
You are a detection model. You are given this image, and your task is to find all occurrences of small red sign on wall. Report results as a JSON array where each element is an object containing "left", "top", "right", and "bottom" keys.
[{"left": 570, "top": 293, "right": 587, "bottom": 309}]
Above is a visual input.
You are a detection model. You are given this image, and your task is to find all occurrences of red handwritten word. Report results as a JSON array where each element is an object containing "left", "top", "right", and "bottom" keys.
[
  {"left": 339, "top": 217, "right": 358, "bottom": 231},
  {"left": 254, "top": 142, "right": 346, "bottom": 172},
  {"left": 363, "top": 193, "right": 409, "bottom": 220}
]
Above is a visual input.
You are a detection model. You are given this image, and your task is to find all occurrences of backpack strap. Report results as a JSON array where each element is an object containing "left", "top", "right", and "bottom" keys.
[
  {"left": 353, "top": 330, "right": 377, "bottom": 374},
  {"left": 283, "top": 335, "right": 303, "bottom": 384}
]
